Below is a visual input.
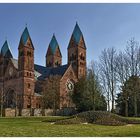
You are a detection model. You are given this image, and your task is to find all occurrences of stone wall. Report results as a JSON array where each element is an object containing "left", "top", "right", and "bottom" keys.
[
  {"left": 4, "top": 108, "right": 76, "bottom": 117},
  {"left": 5, "top": 108, "right": 17, "bottom": 117},
  {"left": 22, "top": 109, "right": 30, "bottom": 116},
  {"left": 4, "top": 108, "right": 54, "bottom": 117},
  {"left": 44, "top": 109, "right": 54, "bottom": 116}
]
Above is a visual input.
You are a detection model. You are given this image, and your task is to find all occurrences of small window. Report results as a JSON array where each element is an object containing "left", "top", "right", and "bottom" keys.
[
  {"left": 48, "top": 62, "right": 52, "bottom": 66},
  {"left": 71, "top": 54, "right": 74, "bottom": 60},
  {"left": 39, "top": 104, "right": 41, "bottom": 108},
  {"left": 28, "top": 83, "right": 31, "bottom": 89},
  {"left": 27, "top": 51, "right": 31, "bottom": 57},
  {"left": 27, "top": 105, "right": 31, "bottom": 108},
  {"left": 80, "top": 53, "right": 85, "bottom": 60},
  {"left": 55, "top": 61, "right": 59, "bottom": 66},
  {"left": 80, "top": 62, "right": 84, "bottom": 66},
  {"left": 19, "top": 51, "right": 24, "bottom": 56}
]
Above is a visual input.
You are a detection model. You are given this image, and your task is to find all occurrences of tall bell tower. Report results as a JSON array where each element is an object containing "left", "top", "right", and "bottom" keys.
[
  {"left": 18, "top": 27, "right": 35, "bottom": 109},
  {"left": 68, "top": 22, "right": 86, "bottom": 79}
]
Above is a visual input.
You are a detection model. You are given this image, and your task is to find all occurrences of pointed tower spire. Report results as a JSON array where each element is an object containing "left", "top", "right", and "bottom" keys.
[
  {"left": 72, "top": 22, "right": 83, "bottom": 44},
  {"left": 68, "top": 22, "right": 86, "bottom": 49},
  {"left": 46, "top": 34, "right": 62, "bottom": 67},
  {"left": 68, "top": 22, "right": 86, "bottom": 79},
  {"left": 48, "top": 34, "right": 61, "bottom": 55},
  {"left": 1, "top": 40, "right": 13, "bottom": 58},
  {"left": 19, "top": 27, "right": 34, "bottom": 49}
]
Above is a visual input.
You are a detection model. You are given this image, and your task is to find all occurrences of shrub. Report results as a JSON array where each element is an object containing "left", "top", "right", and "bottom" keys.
[
  {"left": 43, "top": 111, "right": 140, "bottom": 126},
  {"left": 75, "top": 111, "right": 127, "bottom": 125}
]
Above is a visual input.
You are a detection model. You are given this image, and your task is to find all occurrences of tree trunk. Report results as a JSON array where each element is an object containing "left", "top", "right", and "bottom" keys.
[
  {"left": 92, "top": 91, "right": 95, "bottom": 111},
  {"left": 53, "top": 99, "right": 56, "bottom": 116},
  {"left": 111, "top": 88, "right": 114, "bottom": 112},
  {"left": 111, "top": 98, "right": 114, "bottom": 112},
  {"left": 107, "top": 99, "right": 110, "bottom": 112},
  {"left": 125, "top": 99, "right": 128, "bottom": 117},
  {"left": 134, "top": 93, "right": 137, "bottom": 117}
]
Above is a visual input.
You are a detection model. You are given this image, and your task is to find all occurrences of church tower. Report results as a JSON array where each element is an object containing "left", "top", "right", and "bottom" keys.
[
  {"left": 46, "top": 34, "right": 62, "bottom": 67},
  {"left": 0, "top": 40, "right": 13, "bottom": 78},
  {"left": 68, "top": 23, "right": 86, "bottom": 79},
  {"left": 18, "top": 27, "right": 35, "bottom": 109}
]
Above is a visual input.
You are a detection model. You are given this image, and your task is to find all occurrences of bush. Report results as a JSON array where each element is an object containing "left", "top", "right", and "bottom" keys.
[
  {"left": 43, "top": 111, "right": 140, "bottom": 126},
  {"left": 75, "top": 111, "right": 127, "bottom": 125},
  {"left": 124, "top": 118, "right": 140, "bottom": 124}
]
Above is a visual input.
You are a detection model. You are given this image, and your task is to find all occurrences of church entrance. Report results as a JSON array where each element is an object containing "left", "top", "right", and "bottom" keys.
[{"left": 5, "top": 89, "right": 16, "bottom": 108}]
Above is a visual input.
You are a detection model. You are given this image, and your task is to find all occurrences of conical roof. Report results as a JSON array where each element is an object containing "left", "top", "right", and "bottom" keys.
[
  {"left": 1, "top": 40, "right": 13, "bottom": 58},
  {"left": 72, "top": 22, "right": 83, "bottom": 44},
  {"left": 48, "top": 34, "right": 61, "bottom": 55},
  {"left": 20, "top": 27, "right": 34, "bottom": 48},
  {"left": 68, "top": 23, "right": 86, "bottom": 49}
]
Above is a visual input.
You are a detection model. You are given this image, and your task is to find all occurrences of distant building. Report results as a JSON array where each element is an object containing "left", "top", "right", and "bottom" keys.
[{"left": 0, "top": 23, "right": 86, "bottom": 113}]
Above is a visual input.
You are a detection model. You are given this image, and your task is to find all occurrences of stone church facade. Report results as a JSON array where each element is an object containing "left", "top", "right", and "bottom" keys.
[{"left": 0, "top": 23, "right": 86, "bottom": 114}]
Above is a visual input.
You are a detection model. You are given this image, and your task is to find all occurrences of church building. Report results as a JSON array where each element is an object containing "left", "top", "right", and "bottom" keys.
[{"left": 0, "top": 23, "right": 86, "bottom": 113}]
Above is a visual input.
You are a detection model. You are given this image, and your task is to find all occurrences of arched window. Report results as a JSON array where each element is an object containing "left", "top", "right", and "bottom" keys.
[
  {"left": 27, "top": 51, "right": 31, "bottom": 57},
  {"left": 72, "top": 53, "right": 74, "bottom": 60},
  {"left": 80, "top": 53, "right": 85, "bottom": 60},
  {"left": 28, "top": 83, "right": 31, "bottom": 89}
]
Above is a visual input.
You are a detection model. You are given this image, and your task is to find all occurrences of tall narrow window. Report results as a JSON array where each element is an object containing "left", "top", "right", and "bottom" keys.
[{"left": 28, "top": 83, "right": 31, "bottom": 89}]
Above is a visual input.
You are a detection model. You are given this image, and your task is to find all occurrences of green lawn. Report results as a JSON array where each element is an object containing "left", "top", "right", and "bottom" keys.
[{"left": 0, "top": 116, "right": 140, "bottom": 137}]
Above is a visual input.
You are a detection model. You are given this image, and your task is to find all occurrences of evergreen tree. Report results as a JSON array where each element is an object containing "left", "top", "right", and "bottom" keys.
[
  {"left": 116, "top": 75, "right": 140, "bottom": 116},
  {"left": 71, "top": 68, "right": 107, "bottom": 112}
]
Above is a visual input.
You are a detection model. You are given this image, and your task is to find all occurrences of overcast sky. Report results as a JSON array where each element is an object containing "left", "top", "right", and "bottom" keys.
[{"left": 0, "top": 3, "right": 140, "bottom": 66}]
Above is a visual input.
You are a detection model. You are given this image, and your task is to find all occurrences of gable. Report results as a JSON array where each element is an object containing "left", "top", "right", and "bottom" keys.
[{"left": 60, "top": 64, "right": 77, "bottom": 82}]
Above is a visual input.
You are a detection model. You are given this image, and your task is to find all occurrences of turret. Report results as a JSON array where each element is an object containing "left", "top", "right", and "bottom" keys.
[
  {"left": 68, "top": 22, "right": 86, "bottom": 79},
  {"left": 46, "top": 34, "right": 62, "bottom": 67}
]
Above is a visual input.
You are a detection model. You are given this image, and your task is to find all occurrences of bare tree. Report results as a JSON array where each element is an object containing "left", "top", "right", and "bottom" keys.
[
  {"left": 42, "top": 75, "right": 61, "bottom": 115},
  {"left": 115, "top": 51, "right": 130, "bottom": 116},
  {"left": 99, "top": 47, "right": 117, "bottom": 112},
  {"left": 99, "top": 69, "right": 111, "bottom": 111},
  {"left": 115, "top": 38, "right": 140, "bottom": 116},
  {"left": 125, "top": 38, "right": 140, "bottom": 76}
]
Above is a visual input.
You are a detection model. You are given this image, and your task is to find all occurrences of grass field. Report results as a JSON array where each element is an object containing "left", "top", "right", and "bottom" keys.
[{"left": 0, "top": 116, "right": 140, "bottom": 137}]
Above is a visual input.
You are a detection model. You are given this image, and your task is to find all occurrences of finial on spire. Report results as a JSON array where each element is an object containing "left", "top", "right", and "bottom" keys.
[
  {"left": 25, "top": 23, "right": 27, "bottom": 27},
  {"left": 53, "top": 33, "right": 55, "bottom": 36}
]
